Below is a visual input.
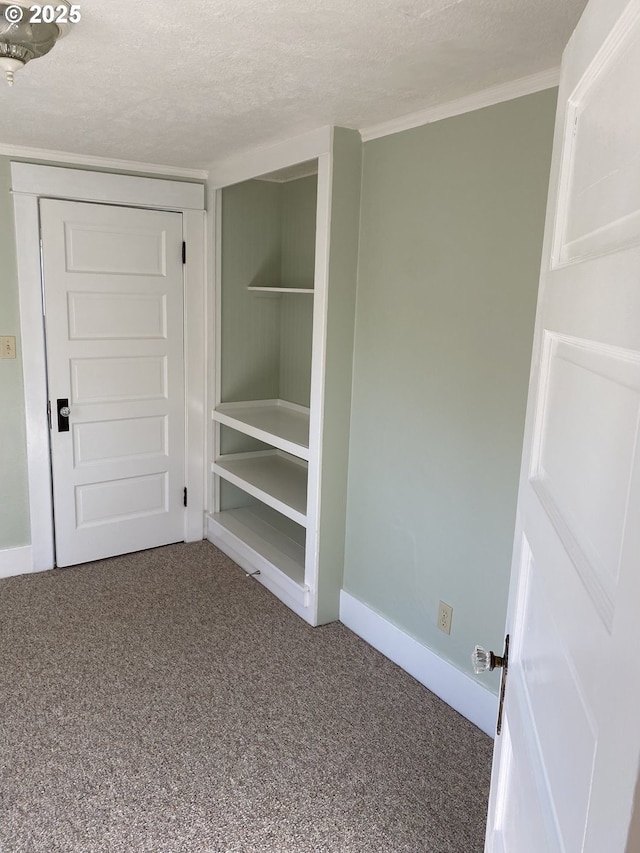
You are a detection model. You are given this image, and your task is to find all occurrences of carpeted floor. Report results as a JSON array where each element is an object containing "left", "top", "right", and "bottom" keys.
[{"left": 0, "top": 541, "right": 493, "bottom": 852}]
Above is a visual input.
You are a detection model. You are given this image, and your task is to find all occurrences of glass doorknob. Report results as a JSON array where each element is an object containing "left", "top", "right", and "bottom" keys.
[
  {"left": 59, "top": 406, "right": 71, "bottom": 418},
  {"left": 472, "top": 645, "right": 505, "bottom": 674},
  {"left": 473, "top": 636, "right": 510, "bottom": 736}
]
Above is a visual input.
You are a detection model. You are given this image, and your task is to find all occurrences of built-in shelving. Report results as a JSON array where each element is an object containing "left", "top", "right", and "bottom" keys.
[
  {"left": 213, "top": 450, "right": 308, "bottom": 527},
  {"left": 209, "top": 128, "right": 361, "bottom": 625},
  {"left": 213, "top": 400, "right": 309, "bottom": 460}
]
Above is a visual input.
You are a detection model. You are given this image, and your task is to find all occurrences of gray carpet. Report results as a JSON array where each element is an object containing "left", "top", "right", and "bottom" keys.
[{"left": 0, "top": 541, "right": 492, "bottom": 852}]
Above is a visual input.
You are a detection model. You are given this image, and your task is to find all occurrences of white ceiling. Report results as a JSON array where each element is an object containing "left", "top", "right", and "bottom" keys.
[{"left": 0, "top": 0, "right": 588, "bottom": 170}]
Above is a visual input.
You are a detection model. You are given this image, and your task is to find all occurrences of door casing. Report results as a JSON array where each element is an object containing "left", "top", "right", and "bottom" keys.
[{"left": 11, "top": 162, "right": 207, "bottom": 572}]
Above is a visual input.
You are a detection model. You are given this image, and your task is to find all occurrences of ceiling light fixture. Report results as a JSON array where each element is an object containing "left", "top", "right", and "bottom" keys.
[{"left": 0, "top": 1, "right": 74, "bottom": 86}]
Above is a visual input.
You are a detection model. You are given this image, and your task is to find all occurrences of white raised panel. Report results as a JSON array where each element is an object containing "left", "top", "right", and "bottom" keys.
[
  {"left": 64, "top": 223, "right": 167, "bottom": 276},
  {"left": 73, "top": 416, "right": 167, "bottom": 466},
  {"left": 68, "top": 292, "right": 167, "bottom": 340},
  {"left": 71, "top": 356, "right": 168, "bottom": 404},
  {"left": 530, "top": 333, "right": 640, "bottom": 629},
  {"left": 519, "top": 558, "right": 596, "bottom": 853},
  {"left": 496, "top": 721, "right": 548, "bottom": 852},
  {"left": 556, "top": 19, "right": 640, "bottom": 265},
  {"left": 75, "top": 473, "right": 168, "bottom": 527}
]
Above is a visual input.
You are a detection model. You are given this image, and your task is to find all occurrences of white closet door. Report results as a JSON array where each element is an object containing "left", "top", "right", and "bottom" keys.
[
  {"left": 485, "top": 0, "right": 640, "bottom": 850},
  {"left": 41, "top": 199, "right": 186, "bottom": 567}
]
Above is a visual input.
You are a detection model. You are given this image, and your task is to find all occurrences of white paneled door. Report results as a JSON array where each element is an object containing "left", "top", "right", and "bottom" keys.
[
  {"left": 485, "top": 0, "right": 640, "bottom": 850},
  {"left": 40, "top": 199, "right": 186, "bottom": 567}
]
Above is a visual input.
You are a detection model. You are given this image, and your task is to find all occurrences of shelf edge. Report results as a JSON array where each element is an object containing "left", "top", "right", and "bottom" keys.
[{"left": 212, "top": 459, "right": 308, "bottom": 528}]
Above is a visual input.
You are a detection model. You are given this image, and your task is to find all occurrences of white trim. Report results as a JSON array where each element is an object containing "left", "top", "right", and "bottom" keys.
[
  {"left": 207, "top": 126, "right": 332, "bottom": 188},
  {"left": 258, "top": 163, "right": 319, "bottom": 183},
  {"left": 183, "top": 208, "right": 208, "bottom": 541},
  {"left": 11, "top": 162, "right": 207, "bottom": 570},
  {"left": 304, "top": 148, "right": 332, "bottom": 623},
  {"left": 13, "top": 191, "right": 55, "bottom": 573},
  {"left": 10, "top": 163, "right": 204, "bottom": 210},
  {"left": 210, "top": 183, "right": 221, "bottom": 518},
  {"left": 340, "top": 590, "right": 498, "bottom": 737},
  {"left": 360, "top": 68, "right": 560, "bottom": 141},
  {"left": 0, "top": 545, "right": 34, "bottom": 579},
  {"left": 0, "top": 143, "right": 208, "bottom": 181}
]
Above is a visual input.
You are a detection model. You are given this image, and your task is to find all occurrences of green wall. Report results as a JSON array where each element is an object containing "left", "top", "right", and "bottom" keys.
[
  {"left": 220, "top": 179, "right": 282, "bottom": 403},
  {"left": 279, "top": 176, "right": 316, "bottom": 407},
  {"left": 0, "top": 157, "right": 30, "bottom": 549},
  {"left": 343, "top": 90, "right": 557, "bottom": 691},
  {"left": 220, "top": 175, "right": 316, "bottom": 407}
]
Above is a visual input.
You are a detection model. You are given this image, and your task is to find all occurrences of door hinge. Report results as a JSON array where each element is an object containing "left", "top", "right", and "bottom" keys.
[
  {"left": 47, "top": 400, "right": 52, "bottom": 429},
  {"left": 183, "top": 487, "right": 188, "bottom": 507},
  {"left": 182, "top": 241, "right": 186, "bottom": 264}
]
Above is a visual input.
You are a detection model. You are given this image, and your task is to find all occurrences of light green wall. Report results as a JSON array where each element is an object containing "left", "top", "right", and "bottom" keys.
[
  {"left": 220, "top": 174, "right": 316, "bottom": 407},
  {"left": 220, "top": 179, "right": 282, "bottom": 403},
  {"left": 279, "top": 175, "right": 316, "bottom": 407},
  {"left": 343, "top": 90, "right": 557, "bottom": 691},
  {"left": 0, "top": 157, "right": 30, "bottom": 549}
]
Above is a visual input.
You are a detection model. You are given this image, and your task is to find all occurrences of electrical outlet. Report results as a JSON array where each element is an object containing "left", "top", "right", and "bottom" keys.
[
  {"left": 438, "top": 601, "right": 453, "bottom": 635},
  {"left": 0, "top": 336, "right": 16, "bottom": 359}
]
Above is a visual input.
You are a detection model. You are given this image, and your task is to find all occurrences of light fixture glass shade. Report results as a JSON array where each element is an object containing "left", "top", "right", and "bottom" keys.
[{"left": 0, "top": 3, "right": 64, "bottom": 84}]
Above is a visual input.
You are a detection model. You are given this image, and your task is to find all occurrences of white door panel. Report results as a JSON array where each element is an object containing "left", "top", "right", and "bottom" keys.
[
  {"left": 486, "top": 0, "right": 640, "bottom": 850},
  {"left": 40, "top": 199, "right": 186, "bottom": 567}
]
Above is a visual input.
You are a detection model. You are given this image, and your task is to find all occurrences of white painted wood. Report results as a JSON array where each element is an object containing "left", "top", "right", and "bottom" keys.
[
  {"left": 340, "top": 590, "right": 498, "bottom": 737},
  {"left": 210, "top": 143, "right": 334, "bottom": 625},
  {"left": 12, "top": 193, "right": 55, "bottom": 573},
  {"left": 304, "top": 150, "right": 332, "bottom": 620},
  {"left": 11, "top": 163, "right": 204, "bottom": 210},
  {"left": 247, "top": 287, "right": 314, "bottom": 294},
  {"left": 12, "top": 163, "right": 207, "bottom": 570},
  {"left": 210, "top": 131, "right": 358, "bottom": 627},
  {"left": 258, "top": 161, "right": 319, "bottom": 183},
  {"left": 213, "top": 451, "right": 308, "bottom": 527},
  {"left": 211, "top": 507, "right": 305, "bottom": 585},
  {"left": 360, "top": 67, "right": 561, "bottom": 141},
  {"left": 213, "top": 400, "right": 310, "bottom": 459},
  {"left": 0, "top": 546, "right": 34, "bottom": 579},
  {"left": 207, "top": 127, "right": 331, "bottom": 188},
  {"left": 183, "top": 208, "right": 208, "bottom": 541},
  {"left": 207, "top": 514, "right": 311, "bottom": 620},
  {"left": 0, "top": 144, "right": 208, "bottom": 180},
  {"left": 41, "top": 199, "right": 186, "bottom": 567},
  {"left": 486, "top": 1, "right": 640, "bottom": 850}
]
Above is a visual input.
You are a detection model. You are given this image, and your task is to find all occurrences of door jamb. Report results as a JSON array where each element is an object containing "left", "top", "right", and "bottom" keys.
[{"left": 11, "top": 162, "right": 207, "bottom": 572}]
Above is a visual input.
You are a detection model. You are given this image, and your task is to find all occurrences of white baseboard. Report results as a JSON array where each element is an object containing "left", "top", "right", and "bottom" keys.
[
  {"left": 0, "top": 545, "right": 34, "bottom": 579},
  {"left": 340, "top": 590, "right": 498, "bottom": 738}
]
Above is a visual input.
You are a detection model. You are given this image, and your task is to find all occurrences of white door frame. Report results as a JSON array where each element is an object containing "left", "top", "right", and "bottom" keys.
[{"left": 11, "top": 162, "right": 207, "bottom": 572}]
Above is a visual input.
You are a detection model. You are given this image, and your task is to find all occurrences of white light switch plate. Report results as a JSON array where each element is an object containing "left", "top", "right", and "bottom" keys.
[{"left": 0, "top": 336, "right": 16, "bottom": 359}]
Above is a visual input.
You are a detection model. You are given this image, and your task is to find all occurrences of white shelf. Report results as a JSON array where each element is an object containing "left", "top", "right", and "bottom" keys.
[
  {"left": 247, "top": 286, "right": 314, "bottom": 295},
  {"left": 210, "top": 507, "right": 306, "bottom": 588},
  {"left": 213, "top": 399, "right": 310, "bottom": 460},
  {"left": 213, "top": 451, "right": 308, "bottom": 527}
]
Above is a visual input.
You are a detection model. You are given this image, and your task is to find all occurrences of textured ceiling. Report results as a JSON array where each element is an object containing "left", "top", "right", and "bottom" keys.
[{"left": 0, "top": 0, "right": 588, "bottom": 170}]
